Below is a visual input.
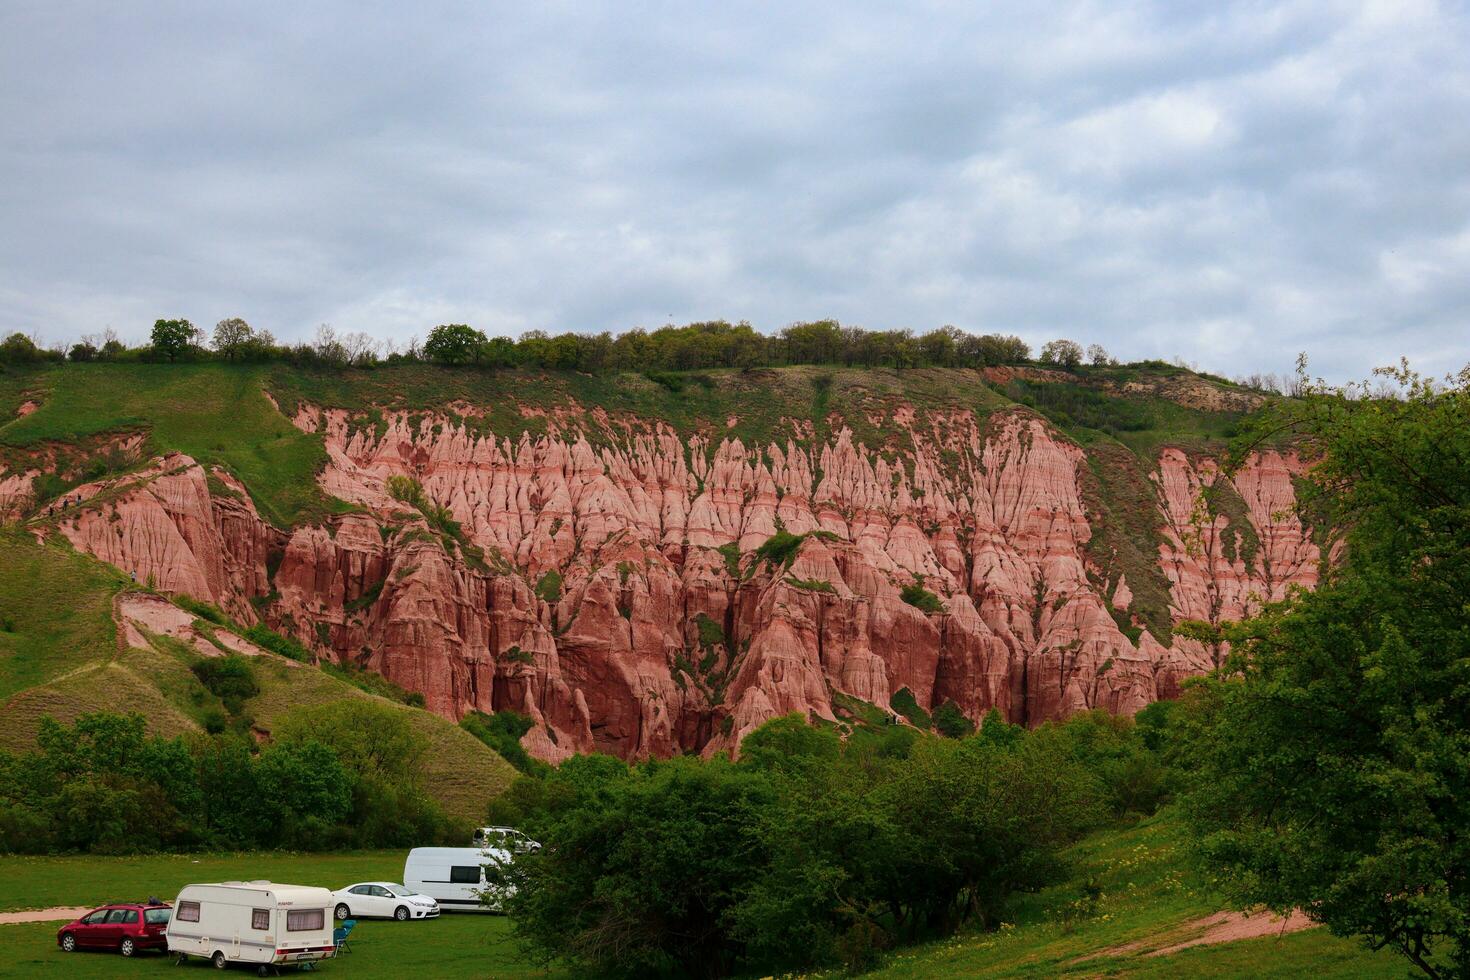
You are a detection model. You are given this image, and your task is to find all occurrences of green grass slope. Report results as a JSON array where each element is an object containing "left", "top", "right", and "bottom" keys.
[
  {"left": 0, "top": 531, "right": 515, "bottom": 824},
  {"left": 846, "top": 810, "right": 1402, "bottom": 979},
  {"left": 1, "top": 364, "right": 336, "bottom": 527}
]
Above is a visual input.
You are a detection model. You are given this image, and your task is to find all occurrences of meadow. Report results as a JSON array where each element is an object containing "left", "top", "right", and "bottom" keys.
[{"left": 0, "top": 812, "right": 1406, "bottom": 979}]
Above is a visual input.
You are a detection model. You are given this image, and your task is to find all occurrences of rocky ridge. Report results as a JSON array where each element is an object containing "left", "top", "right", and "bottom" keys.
[{"left": 17, "top": 389, "right": 1318, "bottom": 760}]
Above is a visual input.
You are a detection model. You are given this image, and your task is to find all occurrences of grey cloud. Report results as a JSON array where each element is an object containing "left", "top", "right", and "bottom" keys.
[{"left": 1, "top": 0, "right": 1467, "bottom": 381}]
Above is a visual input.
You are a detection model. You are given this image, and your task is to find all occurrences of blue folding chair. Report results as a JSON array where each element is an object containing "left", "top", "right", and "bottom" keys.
[{"left": 333, "top": 919, "right": 357, "bottom": 954}]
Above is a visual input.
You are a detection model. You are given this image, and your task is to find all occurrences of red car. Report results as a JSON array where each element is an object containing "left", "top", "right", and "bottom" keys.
[{"left": 56, "top": 901, "right": 172, "bottom": 957}]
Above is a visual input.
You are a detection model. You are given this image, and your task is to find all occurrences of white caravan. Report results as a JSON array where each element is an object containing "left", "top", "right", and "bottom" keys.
[
  {"left": 404, "top": 846, "right": 516, "bottom": 912},
  {"left": 166, "top": 882, "right": 336, "bottom": 971}
]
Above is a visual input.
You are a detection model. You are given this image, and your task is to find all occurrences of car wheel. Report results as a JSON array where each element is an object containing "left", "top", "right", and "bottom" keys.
[
  {"left": 394, "top": 905, "right": 409, "bottom": 921},
  {"left": 60, "top": 933, "right": 76, "bottom": 952},
  {"left": 213, "top": 950, "right": 228, "bottom": 969},
  {"left": 120, "top": 937, "right": 136, "bottom": 957},
  {"left": 335, "top": 903, "right": 350, "bottom": 921}
]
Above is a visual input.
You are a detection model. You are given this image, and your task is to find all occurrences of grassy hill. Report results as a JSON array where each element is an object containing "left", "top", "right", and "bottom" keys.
[
  {"left": 830, "top": 809, "right": 1403, "bottom": 979},
  {"left": 0, "top": 529, "right": 515, "bottom": 824}
]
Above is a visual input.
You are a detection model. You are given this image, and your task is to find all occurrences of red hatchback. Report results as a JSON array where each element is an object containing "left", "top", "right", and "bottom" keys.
[{"left": 57, "top": 901, "right": 172, "bottom": 957}]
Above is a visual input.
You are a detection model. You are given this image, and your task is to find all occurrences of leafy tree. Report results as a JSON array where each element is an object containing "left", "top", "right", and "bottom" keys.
[
  {"left": 273, "top": 699, "right": 426, "bottom": 785},
  {"left": 1180, "top": 361, "right": 1470, "bottom": 978},
  {"left": 1087, "top": 343, "right": 1110, "bottom": 366},
  {"left": 191, "top": 654, "right": 259, "bottom": 715},
  {"left": 1039, "top": 339, "right": 1084, "bottom": 370},
  {"left": 255, "top": 739, "right": 353, "bottom": 831},
  {"left": 508, "top": 756, "right": 775, "bottom": 978},
  {"left": 212, "top": 317, "right": 254, "bottom": 360},
  {"left": 738, "top": 712, "right": 840, "bottom": 774},
  {"left": 424, "top": 323, "right": 489, "bottom": 365},
  {"left": 0, "top": 332, "right": 42, "bottom": 364},
  {"left": 69, "top": 342, "right": 97, "bottom": 362},
  {"left": 150, "top": 318, "right": 200, "bottom": 362}
]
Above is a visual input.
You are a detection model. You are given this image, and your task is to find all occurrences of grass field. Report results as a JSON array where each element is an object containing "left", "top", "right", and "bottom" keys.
[
  {"left": 0, "top": 849, "right": 553, "bottom": 978},
  {"left": 0, "top": 811, "right": 1413, "bottom": 979}
]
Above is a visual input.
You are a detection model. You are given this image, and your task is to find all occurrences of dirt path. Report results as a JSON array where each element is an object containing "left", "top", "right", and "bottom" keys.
[
  {"left": 0, "top": 907, "right": 91, "bottom": 925},
  {"left": 1146, "top": 909, "right": 1315, "bottom": 956}
]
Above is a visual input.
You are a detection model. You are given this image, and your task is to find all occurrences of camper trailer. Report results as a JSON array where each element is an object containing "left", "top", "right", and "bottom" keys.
[
  {"left": 403, "top": 846, "right": 517, "bottom": 912},
  {"left": 166, "top": 882, "right": 336, "bottom": 971}
]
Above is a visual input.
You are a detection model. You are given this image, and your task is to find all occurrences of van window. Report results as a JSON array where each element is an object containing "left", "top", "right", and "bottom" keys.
[
  {"left": 287, "top": 909, "right": 324, "bottom": 932},
  {"left": 118, "top": 909, "right": 139, "bottom": 924},
  {"left": 252, "top": 909, "right": 270, "bottom": 930},
  {"left": 449, "top": 865, "right": 481, "bottom": 884},
  {"left": 176, "top": 902, "right": 200, "bottom": 923},
  {"left": 105, "top": 909, "right": 130, "bottom": 924}
]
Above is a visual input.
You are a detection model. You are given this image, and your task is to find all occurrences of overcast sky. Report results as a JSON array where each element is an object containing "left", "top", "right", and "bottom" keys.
[{"left": 2, "top": 1, "right": 1467, "bottom": 380}]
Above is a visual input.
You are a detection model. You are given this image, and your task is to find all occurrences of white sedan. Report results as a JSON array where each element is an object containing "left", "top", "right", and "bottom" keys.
[{"left": 331, "top": 882, "right": 440, "bottom": 921}]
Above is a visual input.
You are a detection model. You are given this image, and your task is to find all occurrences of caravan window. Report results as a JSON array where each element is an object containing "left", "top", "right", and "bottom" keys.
[
  {"left": 252, "top": 909, "right": 270, "bottom": 930},
  {"left": 449, "top": 865, "right": 481, "bottom": 884},
  {"left": 287, "top": 909, "right": 324, "bottom": 932},
  {"left": 176, "top": 902, "right": 200, "bottom": 923}
]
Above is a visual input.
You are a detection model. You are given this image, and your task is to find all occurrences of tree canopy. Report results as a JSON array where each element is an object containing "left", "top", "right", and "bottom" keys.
[{"left": 1179, "top": 361, "right": 1470, "bottom": 979}]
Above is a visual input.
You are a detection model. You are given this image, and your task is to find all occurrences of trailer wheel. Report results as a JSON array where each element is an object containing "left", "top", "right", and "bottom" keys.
[
  {"left": 394, "top": 905, "right": 409, "bottom": 921},
  {"left": 335, "top": 904, "right": 350, "bottom": 921},
  {"left": 212, "top": 950, "right": 228, "bottom": 969}
]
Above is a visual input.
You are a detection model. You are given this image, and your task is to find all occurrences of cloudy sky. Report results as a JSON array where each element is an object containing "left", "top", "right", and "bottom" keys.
[{"left": 2, "top": 1, "right": 1467, "bottom": 380}]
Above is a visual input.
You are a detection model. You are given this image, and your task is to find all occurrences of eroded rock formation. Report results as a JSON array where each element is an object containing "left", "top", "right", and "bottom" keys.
[{"left": 12, "top": 397, "right": 1321, "bottom": 760}]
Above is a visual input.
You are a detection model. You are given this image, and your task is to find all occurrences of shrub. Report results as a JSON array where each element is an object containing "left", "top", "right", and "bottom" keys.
[
  {"left": 900, "top": 582, "right": 945, "bottom": 614},
  {"left": 461, "top": 710, "right": 549, "bottom": 778},
  {"left": 534, "top": 569, "right": 562, "bottom": 604},
  {"left": 932, "top": 700, "right": 975, "bottom": 738},
  {"left": 890, "top": 687, "right": 931, "bottom": 729},
  {"left": 190, "top": 655, "right": 259, "bottom": 715}
]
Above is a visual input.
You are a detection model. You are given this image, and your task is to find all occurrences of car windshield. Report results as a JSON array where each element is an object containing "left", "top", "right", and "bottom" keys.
[
  {"left": 385, "top": 885, "right": 413, "bottom": 896},
  {"left": 144, "top": 908, "right": 171, "bottom": 925}
]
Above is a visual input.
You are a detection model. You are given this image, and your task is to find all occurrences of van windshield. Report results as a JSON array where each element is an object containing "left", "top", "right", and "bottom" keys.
[{"left": 144, "top": 908, "right": 171, "bottom": 925}]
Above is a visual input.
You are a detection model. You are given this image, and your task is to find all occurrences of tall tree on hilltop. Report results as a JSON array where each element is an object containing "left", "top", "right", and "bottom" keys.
[{"left": 150, "top": 318, "right": 201, "bottom": 362}]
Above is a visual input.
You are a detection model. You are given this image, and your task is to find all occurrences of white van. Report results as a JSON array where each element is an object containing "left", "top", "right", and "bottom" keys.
[
  {"left": 403, "top": 846, "right": 516, "bottom": 912},
  {"left": 166, "top": 882, "right": 337, "bottom": 971}
]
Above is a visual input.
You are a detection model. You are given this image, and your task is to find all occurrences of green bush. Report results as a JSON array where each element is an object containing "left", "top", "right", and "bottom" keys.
[
  {"left": 461, "top": 710, "right": 549, "bottom": 778},
  {"left": 241, "top": 623, "right": 311, "bottom": 661},
  {"left": 190, "top": 655, "right": 259, "bottom": 714},
  {"left": 175, "top": 594, "right": 227, "bottom": 624},
  {"left": 900, "top": 582, "right": 945, "bottom": 614},
  {"left": 890, "top": 687, "right": 931, "bottom": 729},
  {"left": 534, "top": 569, "right": 563, "bottom": 604},
  {"left": 932, "top": 700, "right": 975, "bottom": 738}
]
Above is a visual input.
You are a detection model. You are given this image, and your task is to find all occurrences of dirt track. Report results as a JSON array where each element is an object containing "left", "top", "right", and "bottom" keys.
[{"left": 0, "top": 907, "right": 92, "bottom": 925}]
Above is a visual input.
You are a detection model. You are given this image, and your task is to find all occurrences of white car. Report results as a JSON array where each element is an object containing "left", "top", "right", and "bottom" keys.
[
  {"left": 331, "top": 882, "right": 440, "bottom": 921},
  {"left": 472, "top": 826, "right": 541, "bottom": 854}
]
